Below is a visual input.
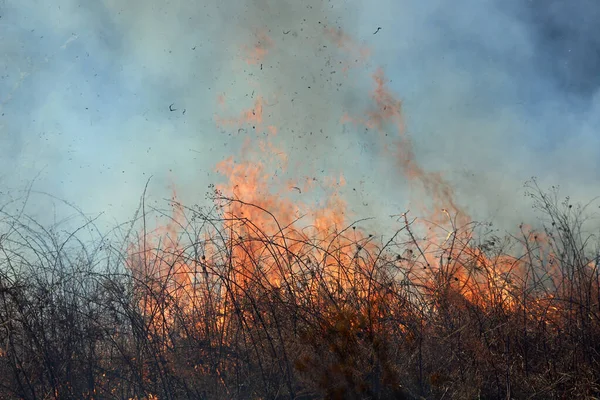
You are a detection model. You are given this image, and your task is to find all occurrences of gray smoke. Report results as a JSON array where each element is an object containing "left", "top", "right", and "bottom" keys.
[{"left": 1, "top": 0, "right": 599, "bottom": 233}]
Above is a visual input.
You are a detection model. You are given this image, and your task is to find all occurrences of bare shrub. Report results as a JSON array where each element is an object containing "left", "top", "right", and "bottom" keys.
[{"left": 0, "top": 183, "right": 599, "bottom": 399}]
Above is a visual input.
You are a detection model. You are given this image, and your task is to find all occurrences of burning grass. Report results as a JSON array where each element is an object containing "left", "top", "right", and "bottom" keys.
[
  {"left": 0, "top": 182, "right": 599, "bottom": 399},
  {"left": 2, "top": 17, "right": 600, "bottom": 400}
]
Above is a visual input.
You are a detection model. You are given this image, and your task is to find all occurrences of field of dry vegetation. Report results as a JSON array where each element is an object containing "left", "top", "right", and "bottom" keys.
[{"left": 0, "top": 181, "right": 599, "bottom": 400}]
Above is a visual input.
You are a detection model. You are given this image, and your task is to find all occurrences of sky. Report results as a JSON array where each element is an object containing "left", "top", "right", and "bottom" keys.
[{"left": 1, "top": 0, "right": 599, "bottom": 235}]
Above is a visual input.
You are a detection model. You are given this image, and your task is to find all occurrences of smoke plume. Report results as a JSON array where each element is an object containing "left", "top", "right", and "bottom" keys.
[{"left": 1, "top": 0, "right": 599, "bottom": 233}]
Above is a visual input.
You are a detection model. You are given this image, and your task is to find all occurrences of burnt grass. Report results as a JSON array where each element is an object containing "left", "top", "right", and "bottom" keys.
[{"left": 0, "top": 184, "right": 599, "bottom": 399}]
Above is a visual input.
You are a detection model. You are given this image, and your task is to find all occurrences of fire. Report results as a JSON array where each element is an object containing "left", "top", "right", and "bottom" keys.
[
  {"left": 121, "top": 22, "right": 600, "bottom": 399},
  {"left": 129, "top": 20, "right": 508, "bottom": 328},
  {"left": 1, "top": 9, "right": 599, "bottom": 400}
]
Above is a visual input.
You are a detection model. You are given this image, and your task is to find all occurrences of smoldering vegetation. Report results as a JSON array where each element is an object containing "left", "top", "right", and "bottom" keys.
[
  {"left": 2, "top": 1, "right": 600, "bottom": 399},
  {"left": 0, "top": 182, "right": 599, "bottom": 399}
]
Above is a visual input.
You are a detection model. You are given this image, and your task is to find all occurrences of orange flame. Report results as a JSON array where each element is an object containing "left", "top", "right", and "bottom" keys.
[{"left": 125, "top": 25, "right": 583, "bottom": 355}]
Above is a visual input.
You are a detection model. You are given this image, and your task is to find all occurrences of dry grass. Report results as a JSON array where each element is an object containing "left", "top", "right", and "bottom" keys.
[{"left": 0, "top": 183, "right": 599, "bottom": 399}]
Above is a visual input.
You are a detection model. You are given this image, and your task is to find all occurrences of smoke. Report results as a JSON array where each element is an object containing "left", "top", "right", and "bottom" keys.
[
  {"left": 1, "top": 0, "right": 599, "bottom": 233},
  {"left": 352, "top": 0, "right": 600, "bottom": 228}
]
